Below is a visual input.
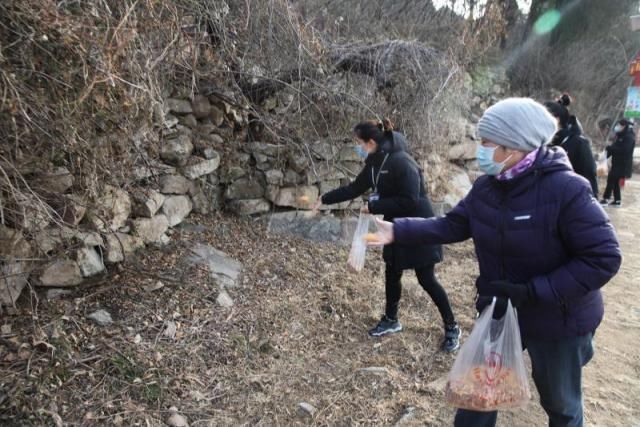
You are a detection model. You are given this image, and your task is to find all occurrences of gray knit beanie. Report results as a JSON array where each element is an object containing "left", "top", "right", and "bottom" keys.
[{"left": 477, "top": 98, "right": 557, "bottom": 152}]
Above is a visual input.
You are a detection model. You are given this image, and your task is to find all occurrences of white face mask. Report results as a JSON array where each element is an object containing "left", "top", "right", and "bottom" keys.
[{"left": 614, "top": 124, "right": 624, "bottom": 133}]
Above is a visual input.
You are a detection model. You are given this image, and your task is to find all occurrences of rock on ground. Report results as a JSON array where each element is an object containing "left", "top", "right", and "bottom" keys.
[
  {"left": 87, "top": 309, "right": 113, "bottom": 326},
  {"left": 188, "top": 244, "right": 243, "bottom": 288}
]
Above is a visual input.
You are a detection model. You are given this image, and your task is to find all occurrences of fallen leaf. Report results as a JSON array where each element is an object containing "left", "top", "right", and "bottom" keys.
[
  {"left": 163, "top": 321, "right": 177, "bottom": 339},
  {"left": 33, "top": 340, "right": 56, "bottom": 353},
  {"left": 144, "top": 281, "right": 165, "bottom": 292}
]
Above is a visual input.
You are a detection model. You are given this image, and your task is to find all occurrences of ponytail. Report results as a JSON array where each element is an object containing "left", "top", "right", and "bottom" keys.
[
  {"left": 381, "top": 118, "right": 394, "bottom": 132},
  {"left": 355, "top": 117, "right": 394, "bottom": 145},
  {"left": 557, "top": 93, "right": 572, "bottom": 107}
]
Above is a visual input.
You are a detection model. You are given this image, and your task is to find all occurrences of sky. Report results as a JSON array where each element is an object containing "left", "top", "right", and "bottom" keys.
[{"left": 431, "top": 0, "right": 532, "bottom": 17}]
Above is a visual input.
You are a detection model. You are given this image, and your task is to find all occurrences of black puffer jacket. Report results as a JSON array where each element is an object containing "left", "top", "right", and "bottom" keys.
[
  {"left": 322, "top": 131, "right": 442, "bottom": 269},
  {"left": 549, "top": 122, "right": 598, "bottom": 195},
  {"left": 606, "top": 127, "right": 636, "bottom": 179}
]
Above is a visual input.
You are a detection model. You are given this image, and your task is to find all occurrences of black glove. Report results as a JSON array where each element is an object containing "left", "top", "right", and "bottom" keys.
[
  {"left": 481, "top": 280, "right": 537, "bottom": 309},
  {"left": 476, "top": 296, "right": 508, "bottom": 319}
]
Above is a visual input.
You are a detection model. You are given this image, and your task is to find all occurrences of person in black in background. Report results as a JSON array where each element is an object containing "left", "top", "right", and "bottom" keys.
[
  {"left": 545, "top": 94, "right": 598, "bottom": 196},
  {"left": 313, "top": 119, "right": 461, "bottom": 352},
  {"left": 600, "top": 118, "right": 636, "bottom": 207}
]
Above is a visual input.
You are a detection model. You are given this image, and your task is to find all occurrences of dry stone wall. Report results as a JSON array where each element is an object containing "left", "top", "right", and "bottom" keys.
[
  {"left": 0, "top": 92, "right": 365, "bottom": 305},
  {"left": 1, "top": 69, "right": 504, "bottom": 305}
]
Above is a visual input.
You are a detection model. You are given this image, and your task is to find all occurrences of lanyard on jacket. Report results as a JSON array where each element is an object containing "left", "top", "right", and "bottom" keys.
[{"left": 371, "top": 153, "right": 390, "bottom": 193}]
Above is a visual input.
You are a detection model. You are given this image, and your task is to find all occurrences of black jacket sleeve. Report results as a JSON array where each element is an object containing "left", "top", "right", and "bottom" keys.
[
  {"left": 368, "top": 159, "right": 420, "bottom": 217},
  {"left": 606, "top": 135, "right": 631, "bottom": 156},
  {"left": 605, "top": 143, "right": 617, "bottom": 157},
  {"left": 321, "top": 165, "right": 371, "bottom": 205},
  {"left": 565, "top": 142, "right": 580, "bottom": 171}
]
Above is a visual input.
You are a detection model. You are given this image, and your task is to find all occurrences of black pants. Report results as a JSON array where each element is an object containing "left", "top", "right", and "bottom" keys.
[
  {"left": 603, "top": 174, "right": 621, "bottom": 201},
  {"left": 385, "top": 263, "right": 455, "bottom": 325}
]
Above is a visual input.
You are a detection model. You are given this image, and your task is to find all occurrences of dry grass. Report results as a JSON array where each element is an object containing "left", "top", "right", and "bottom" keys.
[
  {"left": 0, "top": 0, "right": 465, "bottom": 240},
  {"left": 0, "top": 0, "right": 233, "bottom": 235},
  {"left": 0, "top": 212, "right": 482, "bottom": 425}
]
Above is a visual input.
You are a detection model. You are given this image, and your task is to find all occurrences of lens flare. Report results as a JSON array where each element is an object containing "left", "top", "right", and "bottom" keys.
[{"left": 533, "top": 10, "right": 562, "bottom": 35}]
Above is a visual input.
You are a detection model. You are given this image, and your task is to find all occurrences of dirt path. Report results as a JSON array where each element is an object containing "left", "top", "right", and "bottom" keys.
[
  {"left": 495, "top": 178, "right": 640, "bottom": 427},
  {"left": 582, "top": 178, "right": 640, "bottom": 426},
  {"left": 2, "top": 182, "right": 638, "bottom": 426}
]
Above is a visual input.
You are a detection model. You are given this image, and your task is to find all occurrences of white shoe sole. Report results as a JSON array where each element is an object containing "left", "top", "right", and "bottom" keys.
[
  {"left": 369, "top": 324, "right": 403, "bottom": 337},
  {"left": 442, "top": 329, "right": 462, "bottom": 353}
]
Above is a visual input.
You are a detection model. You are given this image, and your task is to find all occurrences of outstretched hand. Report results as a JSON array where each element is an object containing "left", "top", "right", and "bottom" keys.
[{"left": 366, "top": 218, "right": 394, "bottom": 246}]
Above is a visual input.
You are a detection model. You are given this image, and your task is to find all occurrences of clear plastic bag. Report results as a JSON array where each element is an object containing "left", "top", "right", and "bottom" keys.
[
  {"left": 596, "top": 149, "right": 608, "bottom": 177},
  {"left": 445, "top": 298, "right": 530, "bottom": 411},
  {"left": 347, "top": 212, "right": 370, "bottom": 272}
]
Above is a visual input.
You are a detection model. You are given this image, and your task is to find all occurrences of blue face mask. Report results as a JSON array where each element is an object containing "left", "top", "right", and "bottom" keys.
[
  {"left": 355, "top": 145, "right": 368, "bottom": 159},
  {"left": 477, "top": 145, "right": 510, "bottom": 176}
]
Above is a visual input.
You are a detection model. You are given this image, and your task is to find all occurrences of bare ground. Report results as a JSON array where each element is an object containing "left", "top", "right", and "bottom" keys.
[{"left": 1, "top": 181, "right": 639, "bottom": 426}]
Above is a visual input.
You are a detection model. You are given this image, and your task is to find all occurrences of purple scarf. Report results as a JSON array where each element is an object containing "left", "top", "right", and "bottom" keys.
[{"left": 496, "top": 148, "right": 540, "bottom": 181}]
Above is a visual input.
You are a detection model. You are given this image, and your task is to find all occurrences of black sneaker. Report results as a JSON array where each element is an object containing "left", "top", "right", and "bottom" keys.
[
  {"left": 442, "top": 323, "right": 461, "bottom": 353},
  {"left": 599, "top": 199, "right": 609, "bottom": 206},
  {"left": 610, "top": 200, "right": 622, "bottom": 207},
  {"left": 368, "top": 315, "right": 403, "bottom": 337}
]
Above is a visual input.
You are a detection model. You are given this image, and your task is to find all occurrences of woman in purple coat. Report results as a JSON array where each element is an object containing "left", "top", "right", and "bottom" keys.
[{"left": 371, "top": 98, "right": 621, "bottom": 427}]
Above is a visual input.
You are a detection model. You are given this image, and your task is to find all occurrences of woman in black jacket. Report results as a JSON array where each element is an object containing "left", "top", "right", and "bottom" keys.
[
  {"left": 601, "top": 118, "right": 636, "bottom": 206},
  {"left": 315, "top": 119, "right": 460, "bottom": 352},
  {"left": 545, "top": 97, "right": 598, "bottom": 196}
]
